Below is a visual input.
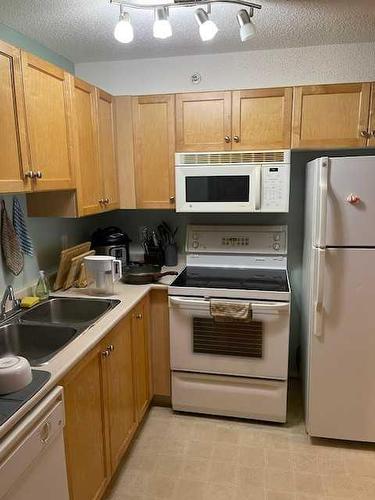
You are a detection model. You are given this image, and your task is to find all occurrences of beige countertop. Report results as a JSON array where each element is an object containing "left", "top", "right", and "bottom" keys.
[{"left": 0, "top": 260, "right": 185, "bottom": 440}]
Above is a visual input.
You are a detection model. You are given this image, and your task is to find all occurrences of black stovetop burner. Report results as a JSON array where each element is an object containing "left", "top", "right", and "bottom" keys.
[{"left": 171, "top": 266, "right": 289, "bottom": 292}]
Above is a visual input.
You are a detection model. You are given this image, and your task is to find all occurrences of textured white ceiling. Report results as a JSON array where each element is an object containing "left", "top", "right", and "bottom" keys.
[{"left": 1, "top": 0, "right": 375, "bottom": 62}]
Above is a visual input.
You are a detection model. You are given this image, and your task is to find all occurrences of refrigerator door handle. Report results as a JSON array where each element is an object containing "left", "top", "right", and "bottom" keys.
[
  {"left": 314, "top": 248, "right": 326, "bottom": 337},
  {"left": 317, "top": 159, "right": 328, "bottom": 248}
]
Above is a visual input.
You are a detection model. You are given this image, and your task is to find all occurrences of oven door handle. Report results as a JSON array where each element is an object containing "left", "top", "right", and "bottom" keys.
[
  {"left": 251, "top": 303, "right": 289, "bottom": 315},
  {"left": 169, "top": 297, "right": 289, "bottom": 315},
  {"left": 169, "top": 297, "right": 210, "bottom": 310}
]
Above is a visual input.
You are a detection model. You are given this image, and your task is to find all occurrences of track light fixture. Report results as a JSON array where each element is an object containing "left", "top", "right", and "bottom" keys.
[
  {"left": 195, "top": 8, "right": 218, "bottom": 41},
  {"left": 114, "top": 4, "right": 134, "bottom": 43},
  {"left": 153, "top": 7, "right": 173, "bottom": 39},
  {"left": 237, "top": 7, "right": 256, "bottom": 41},
  {"left": 110, "top": 0, "right": 261, "bottom": 44}
]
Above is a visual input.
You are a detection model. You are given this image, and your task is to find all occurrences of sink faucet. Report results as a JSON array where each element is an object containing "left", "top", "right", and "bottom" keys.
[{"left": 1, "top": 285, "right": 21, "bottom": 320}]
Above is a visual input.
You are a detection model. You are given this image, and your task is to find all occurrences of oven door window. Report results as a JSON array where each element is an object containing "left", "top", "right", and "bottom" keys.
[
  {"left": 193, "top": 317, "right": 263, "bottom": 358},
  {"left": 185, "top": 175, "right": 250, "bottom": 203}
]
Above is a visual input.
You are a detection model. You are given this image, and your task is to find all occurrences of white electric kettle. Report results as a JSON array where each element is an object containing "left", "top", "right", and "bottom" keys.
[{"left": 84, "top": 255, "right": 122, "bottom": 295}]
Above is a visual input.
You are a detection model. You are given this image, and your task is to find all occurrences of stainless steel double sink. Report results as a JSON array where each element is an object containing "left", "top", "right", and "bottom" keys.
[{"left": 0, "top": 297, "right": 120, "bottom": 366}]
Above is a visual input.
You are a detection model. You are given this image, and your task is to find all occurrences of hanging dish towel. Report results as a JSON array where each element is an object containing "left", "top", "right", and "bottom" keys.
[
  {"left": 210, "top": 299, "right": 252, "bottom": 322},
  {"left": 1, "top": 200, "right": 24, "bottom": 276},
  {"left": 13, "top": 197, "right": 34, "bottom": 256}
]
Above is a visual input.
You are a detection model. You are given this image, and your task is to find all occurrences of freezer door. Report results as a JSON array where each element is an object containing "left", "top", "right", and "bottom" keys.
[
  {"left": 325, "top": 156, "right": 375, "bottom": 246},
  {"left": 307, "top": 248, "right": 375, "bottom": 441}
]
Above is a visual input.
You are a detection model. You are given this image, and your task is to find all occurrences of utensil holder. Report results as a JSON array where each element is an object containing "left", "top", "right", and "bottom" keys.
[
  {"left": 164, "top": 243, "right": 178, "bottom": 266},
  {"left": 144, "top": 248, "right": 164, "bottom": 266}
]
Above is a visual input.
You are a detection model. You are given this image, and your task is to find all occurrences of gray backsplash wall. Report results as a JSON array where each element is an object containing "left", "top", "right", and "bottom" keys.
[{"left": 0, "top": 195, "right": 112, "bottom": 293}]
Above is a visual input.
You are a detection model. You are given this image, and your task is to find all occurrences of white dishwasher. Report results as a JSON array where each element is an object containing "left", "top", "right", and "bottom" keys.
[{"left": 0, "top": 386, "right": 69, "bottom": 500}]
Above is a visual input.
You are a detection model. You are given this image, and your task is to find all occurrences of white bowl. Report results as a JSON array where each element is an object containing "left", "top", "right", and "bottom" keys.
[{"left": 0, "top": 356, "right": 32, "bottom": 395}]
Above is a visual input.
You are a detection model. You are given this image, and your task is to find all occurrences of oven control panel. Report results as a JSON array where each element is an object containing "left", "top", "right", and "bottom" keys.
[{"left": 186, "top": 225, "right": 287, "bottom": 254}]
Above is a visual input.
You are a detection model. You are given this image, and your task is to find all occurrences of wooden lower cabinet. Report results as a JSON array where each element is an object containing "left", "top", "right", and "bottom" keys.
[
  {"left": 103, "top": 315, "right": 137, "bottom": 471},
  {"left": 150, "top": 289, "right": 171, "bottom": 399},
  {"left": 62, "top": 345, "right": 110, "bottom": 500},
  {"left": 62, "top": 300, "right": 151, "bottom": 500},
  {"left": 131, "top": 297, "right": 151, "bottom": 420}
]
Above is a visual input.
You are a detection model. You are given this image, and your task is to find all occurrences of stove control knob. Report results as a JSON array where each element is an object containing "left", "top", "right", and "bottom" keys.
[
  {"left": 273, "top": 242, "right": 280, "bottom": 251},
  {"left": 192, "top": 240, "right": 199, "bottom": 249}
]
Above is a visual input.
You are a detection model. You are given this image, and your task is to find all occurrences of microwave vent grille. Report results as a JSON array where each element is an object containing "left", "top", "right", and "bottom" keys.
[{"left": 177, "top": 151, "right": 287, "bottom": 165}]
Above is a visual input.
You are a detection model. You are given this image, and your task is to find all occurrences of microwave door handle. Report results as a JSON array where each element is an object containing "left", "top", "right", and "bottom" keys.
[{"left": 254, "top": 166, "right": 261, "bottom": 211}]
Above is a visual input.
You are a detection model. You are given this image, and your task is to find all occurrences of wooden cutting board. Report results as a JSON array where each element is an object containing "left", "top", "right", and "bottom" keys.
[
  {"left": 63, "top": 250, "right": 95, "bottom": 290},
  {"left": 54, "top": 242, "right": 91, "bottom": 291}
]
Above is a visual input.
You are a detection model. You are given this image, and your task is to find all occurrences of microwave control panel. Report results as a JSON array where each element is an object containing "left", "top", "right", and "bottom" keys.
[{"left": 261, "top": 165, "right": 290, "bottom": 212}]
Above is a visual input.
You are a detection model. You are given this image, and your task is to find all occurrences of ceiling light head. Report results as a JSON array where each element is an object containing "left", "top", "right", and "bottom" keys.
[
  {"left": 153, "top": 7, "right": 172, "bottom": 39},
  {"left": 195, "top": 8, "right": 218, "bottom": 42},
  {"left": 114, "top": 6, "right": 134, "bottom": 43},
  {"left": 237, "top": 8, "right": 256, "bottom": 42}
]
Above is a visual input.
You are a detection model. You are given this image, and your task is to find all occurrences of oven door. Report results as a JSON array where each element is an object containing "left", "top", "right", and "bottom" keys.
[
  {"left": 175, "top": 165, "right": 260, "bottom": 212},
  {"left": 169, "top": 296, "right": 290, "bottom": 380}
]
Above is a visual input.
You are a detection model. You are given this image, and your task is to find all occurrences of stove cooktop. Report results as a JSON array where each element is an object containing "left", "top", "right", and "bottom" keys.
[{"left": 170, "top": 266, "right": 289, "bottom": 292}]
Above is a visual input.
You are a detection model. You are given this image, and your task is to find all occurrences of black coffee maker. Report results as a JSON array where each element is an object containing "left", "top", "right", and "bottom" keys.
[{"left": 91, "top": 227, "right": 131, "bottom": 267}]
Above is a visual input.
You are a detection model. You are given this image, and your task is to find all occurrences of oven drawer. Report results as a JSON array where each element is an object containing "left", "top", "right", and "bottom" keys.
[{"left": 172, "top": 372, "right": 287, "bottom": 422}]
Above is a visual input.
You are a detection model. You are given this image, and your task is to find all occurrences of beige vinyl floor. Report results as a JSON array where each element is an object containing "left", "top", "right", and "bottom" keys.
[{"left": 106, "top": 383, "right": 375, "bottom": 500}]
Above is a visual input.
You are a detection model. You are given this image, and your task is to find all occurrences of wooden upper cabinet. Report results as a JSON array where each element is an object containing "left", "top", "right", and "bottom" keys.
[
  {"left": 176, "top": 91, "right": 232, "bottom": 151},
  {"left": 132, "top": 94, "right": 175, "bottom": 209},
  {"left": 0, "top": 41, "right": 30, "bottom": 192},
  {"left": 71, "top": 77, "right": 103, "bottom": 216},
  {"left": 131, "top": 298, "right": 151, "bottom": 421},
  {"left": 97, "top": 89, "right": 119, "bottom": 211},
  {"left": 368, "top": 83, "right": 375, "bottom": 147},
  {"left": 21, "top": 52, "right": 74, "bottom": 191},
  {"left": 232, "top": 88, "right": 292, "bottom": 150},
  {"left": 292, "top": 83, "right": 372, "bottom": 149},
  {"left": 62, "top": 346, "right": 110, "bottom": 500},
  {"left": 103, "top": 315, "right": 137, "bottom": 472}
]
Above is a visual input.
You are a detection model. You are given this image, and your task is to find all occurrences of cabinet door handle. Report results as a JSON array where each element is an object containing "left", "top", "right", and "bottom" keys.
[
  {"left": 104, "top": 198, "right": 110, "bottom": 204},
  {"left": 101, "top": 349, "right": 110, "bottom": 358},
  {"left": 169, "top": 196, "right": 175, "bottom": 202},
  {"left": 136, "top": 313, "right": 143, "bottom": 319},
  {"left": 24, "top": 171, "right": 36, "bottom": 179},
  {"left": 224, "top": 135, "right": 231, "bottom": 143},
  {"left": 107, "top": 344, "right": 114, "bottom": 352},
  {"left": 360, "top": 130, "right": 370, "bottom": 138},
  {"left": 35, "top": 171, "right": 43, "bottom": 179},
  {"left": 371, "top": 130, "right": 375, "bottom": 137},
  {"left": 99, "top": 199, "right": 104, "bottom": 205},
  {"left": 233, "top": 135, "right": 240, "bottom": 143}
]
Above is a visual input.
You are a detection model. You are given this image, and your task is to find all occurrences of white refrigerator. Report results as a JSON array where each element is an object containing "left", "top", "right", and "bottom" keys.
[{"left": 302, "top": 155, "right": 375, "bottom": 442}]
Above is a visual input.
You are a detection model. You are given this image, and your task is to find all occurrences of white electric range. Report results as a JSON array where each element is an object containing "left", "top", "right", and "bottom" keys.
[{"left": 168, "top": 225, "right": 291, "bottom": 422}]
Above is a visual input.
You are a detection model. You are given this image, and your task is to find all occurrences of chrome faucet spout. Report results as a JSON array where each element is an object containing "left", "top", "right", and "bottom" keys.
[{"left": 1, "top": 285, "right": 20, "bottom": 319}]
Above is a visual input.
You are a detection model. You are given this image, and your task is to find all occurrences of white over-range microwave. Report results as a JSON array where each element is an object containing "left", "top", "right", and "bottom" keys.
[{"left": 175, "top": 150, "right": 290, "bottom": 213}]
